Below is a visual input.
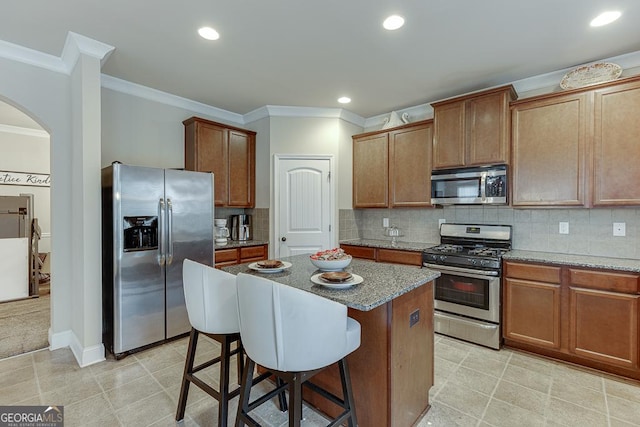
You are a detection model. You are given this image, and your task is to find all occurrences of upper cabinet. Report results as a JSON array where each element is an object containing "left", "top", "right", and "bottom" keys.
[
  {"left": 431, "top": 85, "right": 517, "bottom": 169},
  {"left": 352, "top": 120, "right": 433, "bottom": 208},
  {"left": 593, "top": 79, "right": 640, "bottom": 206},
  {"left": 511, "top": 92, "right": 590, "bottom": 207},
  {"left": 184, "top": 117, "right": 256, "bottom": 208},
  {"left": 511, "top": 75, "right": 640, "bottom": 208}
]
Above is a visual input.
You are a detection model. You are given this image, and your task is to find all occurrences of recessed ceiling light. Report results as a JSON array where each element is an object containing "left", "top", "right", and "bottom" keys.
[
  {"left": 338, "top": 97, "right": 351, "bottom": 104},
  {"left": 590, "top": 11, "right": 621, "bottom": 27},
  {"left": 198, "top": 27, "right": 220, "bottom": 40},
  {"left": 383, "top": 15, "right": 405, "bottom": 31}
]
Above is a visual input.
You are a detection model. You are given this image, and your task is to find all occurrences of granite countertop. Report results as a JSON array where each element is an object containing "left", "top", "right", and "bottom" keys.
[
  {"left": 339, "top": 238, "right": 438, "bottom": 253},
  {"left": 215, "top": 240, "right": 269, "bottom": 250},
  {"left": 503, "top": 250, "right": 640, "bottom": 273},
  {"left": 222, "top": 253, "right": 440, "bottom": 311}
]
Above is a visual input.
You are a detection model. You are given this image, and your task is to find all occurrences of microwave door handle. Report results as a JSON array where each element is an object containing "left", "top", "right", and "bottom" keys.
[
  {"left": 480, "top": 173, "right": 487, "bottom": 201},
  {"left": 158, "top": 198, "right": 166, "bottom": 266}
]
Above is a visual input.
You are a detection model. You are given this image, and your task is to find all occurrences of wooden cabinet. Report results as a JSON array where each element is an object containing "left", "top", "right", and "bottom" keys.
[
  {"left": 352, "top": 120, "right": 433, "bottom": 208},
  {"left": 511, "top": 75, "right": 640, "bottom": 207},
  {"left": 214, "top": 244, "right": 267, "bottom": 269},
  {"left": 568, "top": 269, "right": 639, "bottom": 369},
  {"left": 431, "top": 85, "right": 516, "bottom": 169},
  {"left": 592, "top": 78, "right": 640, "bottom": 205},
  {"left": 503, "top": 259, "right": 640, "bottom": 380},
  {"left": 503, "top": 262, "right": 562, "bottom": 349},
  {"left": 184, "top": 117, "right": 256, "bottom": 208},
  {"left": 511, "top": 92, "right": 590, "bottom": 207},
  {"left": 340, "top": 244, "right": 422, "bottom": 266}
]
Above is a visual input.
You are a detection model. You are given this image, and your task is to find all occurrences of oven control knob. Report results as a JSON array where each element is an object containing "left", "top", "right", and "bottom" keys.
[
  {"left": 439, "top": 255, "right": 446, "bottom": 262},
  {"left": 470, "top": 258, "right": 478, "bottom": 265}
]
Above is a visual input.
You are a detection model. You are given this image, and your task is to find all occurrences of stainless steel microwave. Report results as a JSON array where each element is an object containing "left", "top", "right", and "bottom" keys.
[{"left": 431, "top": 165, "right": 508, "bottom": 205}]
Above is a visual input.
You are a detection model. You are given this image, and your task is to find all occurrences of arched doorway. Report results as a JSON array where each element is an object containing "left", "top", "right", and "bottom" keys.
[{"left": 0, "top": 100, "right": 52, "bottom": 358}]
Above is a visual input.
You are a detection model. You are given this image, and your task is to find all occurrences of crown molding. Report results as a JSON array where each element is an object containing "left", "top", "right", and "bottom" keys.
[
  {"left": 0, "top": 123, "right": 48, "bottom": 137},
  {"left": 61, "top": 32, "right": 114, "bottom": 72},
  {"left": 243, "top": 105, "right": 365, "bottom": 127},
  {"left": 0, "top": 39, "right": 66, "bottom": 74},
  {"left": 101, "top": 74, "right": 245, "bottom": 125},
  {"left": 511, "top": 50, "right": 640, "bottom": 95}
]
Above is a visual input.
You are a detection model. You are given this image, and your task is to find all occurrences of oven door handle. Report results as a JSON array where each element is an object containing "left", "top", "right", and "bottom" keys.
[{"left": 423, "top": 263, "right": 499, "bottom": 278}]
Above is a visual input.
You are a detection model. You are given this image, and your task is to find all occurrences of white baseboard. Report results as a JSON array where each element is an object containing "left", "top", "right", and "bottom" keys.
[{"left": 48, "top": 327, "right": 106, "bottom": 367}]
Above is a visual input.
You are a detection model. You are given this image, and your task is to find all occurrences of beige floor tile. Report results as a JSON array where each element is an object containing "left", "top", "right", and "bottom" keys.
[
  {"left": 492, "top": 379, "right": 547, "bottom": 414},
  {"left": 434, "top": 340, "right": 470, "bottom": 365},
  {"left": 65, "top": 393, "right": 121, "bottom": 427},
  {"left": 37, "top": 363, "right": 96, "bottom": 393},
  {"left": 105, "top": 375, "right": 162, "bottom": 411},
  {"left": 0, "top": 377, "right": 39, "bottom": 405},
  {"left": 41, "top": 375, "right": 103, "bottom": 406},
  {"left": 460, "top": 352, "right": 509, "bottom": 378},
  {"left": 549, "top": 378, "right": 607, "bottom": 414},
  {"left": 552, "top": 362, "right": 605, "bottom": 391},
  {"left": 95, "top": 360, "right": 149, "bottom": 391},
  {"left": 546, "top": 396, "right": 608, "bottom": 427},
  {"left": 605, "top": 377, "right": 640, "bottom": 404},
  {"left": 502, "top": 364, "right": 552, "bottom": 394},
  {"left": 448, "top": 365, "right": 500, "bottom": 395},
  {"left": 607, "top": 394, "right": 640, "bottom": 425},
  {"left": 0, "top": 365, "right": 35, "bottom": 389},
  {"left": 609, "top": 417, "right": 640, "bottom": 427},
  {"left": 116, "top": 391, "right": 176, "bottom": 427},
  {"left": 434, "top": 381, "right": 491, "bottom": 419},
  {"left": 482, "top": 398, "right": 545, "bottom": 427},
  {"left": 88, "top": 352, "right": 137, "bottom": 376},
  {"left": 0, "top": 352, "right": 35, "bottom": 374},
  {"left": 417, "top": 402, "right": 479, "bottom": 427},
  {"left": 134, "top": 345, "right": 185, "bottom": 373},
  {"left": 508, "top": 351, "right": 557, "bottom": 374}
]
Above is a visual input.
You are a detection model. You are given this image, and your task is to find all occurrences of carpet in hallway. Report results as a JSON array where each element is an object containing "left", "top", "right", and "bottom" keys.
[{"left": 0, "top": 293, "right": 49, "bottom": 359}]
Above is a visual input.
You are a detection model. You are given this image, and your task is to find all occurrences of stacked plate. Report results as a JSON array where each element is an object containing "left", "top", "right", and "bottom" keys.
[
  {"left": 248, "top": 260, "right": 292, "bottom": 273},
  {"left": 310, "top": 271, "right": 363, "bottom": 288}
]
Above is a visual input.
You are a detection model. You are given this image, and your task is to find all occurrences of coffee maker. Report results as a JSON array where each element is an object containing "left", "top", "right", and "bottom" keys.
[
  {"left": 230, "top": 214, "right": 252, "bottom": 241},
  {"left": 214, "top": 218, "right": 230, "bottom": 245}
]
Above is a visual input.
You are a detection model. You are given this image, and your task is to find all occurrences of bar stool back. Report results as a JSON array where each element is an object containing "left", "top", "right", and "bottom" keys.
[
  {"left": 176, "top": 259, "right": 243, "bottom": 426},
  {"left": 235, "top": 272, "right": 361, "bottom": 426}
]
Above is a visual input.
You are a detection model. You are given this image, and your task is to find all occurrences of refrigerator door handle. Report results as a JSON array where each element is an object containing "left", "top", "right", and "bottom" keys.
[
  {"left": 166, "top": 198, "right": 173, "bottom": 265},
  {"left": 158, "top": 198, "right": 166, "bottom": 266}
]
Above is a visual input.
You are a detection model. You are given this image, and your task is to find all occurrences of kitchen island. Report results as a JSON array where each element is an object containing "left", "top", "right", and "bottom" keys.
[{"left": 223, "top": 254, "right": 440, "bottom": 427}]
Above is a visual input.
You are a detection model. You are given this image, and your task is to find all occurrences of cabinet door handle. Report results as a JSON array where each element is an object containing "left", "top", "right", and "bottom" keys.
[{"left": 281, "top": 237, "right": 287, "bottom": 242}]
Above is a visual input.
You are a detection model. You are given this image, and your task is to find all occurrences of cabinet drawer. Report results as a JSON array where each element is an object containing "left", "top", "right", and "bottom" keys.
[
  {"left": 341, "top": 245, "right": 376, "bottom": 260},
  {"left": 569, "top": 269, "right": 640, "bottom": 294},
  {"left": 377, "top": 249, "right": 422, "bottom": 266},
  {"left": 240, "top": 245, "right": 267, "bottom": 260},
  {"left": 215, "top": 248, "right": 238, "bottom": 263},
  {"left": 505, "top": 262, "right": 561, "bottom": 283}
]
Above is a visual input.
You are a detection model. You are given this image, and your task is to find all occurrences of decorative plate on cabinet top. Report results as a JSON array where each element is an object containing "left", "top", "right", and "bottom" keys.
[{"left": 560, "top": 63, "right": 622, "bottom": 90}]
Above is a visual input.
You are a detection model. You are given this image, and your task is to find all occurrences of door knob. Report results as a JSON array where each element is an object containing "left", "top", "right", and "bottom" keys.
[{"left": 281, "top": 237, "right": 287, "bottom": 242}]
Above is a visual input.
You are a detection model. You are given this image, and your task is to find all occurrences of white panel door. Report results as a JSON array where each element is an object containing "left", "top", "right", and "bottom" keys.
[{"left": 276, "top": 156, "right": 333, "bottom": 258}]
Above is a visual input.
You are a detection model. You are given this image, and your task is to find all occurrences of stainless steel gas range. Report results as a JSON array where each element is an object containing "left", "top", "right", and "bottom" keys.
[{"left": 422, "top": 223, "right": 512, "bottom": 349}]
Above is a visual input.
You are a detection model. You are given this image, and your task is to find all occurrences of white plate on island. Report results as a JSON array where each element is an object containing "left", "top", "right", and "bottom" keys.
[
  {"left": 310, "top": 273, "right": 363, "bottom": 289},
  {"left": 248, "top": 261, "right": 292, "bottom": 273}
]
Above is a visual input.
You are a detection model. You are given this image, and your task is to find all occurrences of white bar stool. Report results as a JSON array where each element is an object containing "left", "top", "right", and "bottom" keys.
[
  {"left": 176, "top": 259, "right": 245, "bottom": 426},
  {"left": 235, "top": 272, "right": 361, "bottom": 427}
]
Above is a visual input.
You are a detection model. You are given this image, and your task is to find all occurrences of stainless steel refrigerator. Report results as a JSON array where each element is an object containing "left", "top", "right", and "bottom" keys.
[{"left": 102, "top": 163, "right": 214, "bottom": 357}]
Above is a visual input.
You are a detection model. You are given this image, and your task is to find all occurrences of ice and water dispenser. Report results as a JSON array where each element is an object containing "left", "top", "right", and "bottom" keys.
[{"left": 123, "top": 216, "right": 158, "bottom": 251}]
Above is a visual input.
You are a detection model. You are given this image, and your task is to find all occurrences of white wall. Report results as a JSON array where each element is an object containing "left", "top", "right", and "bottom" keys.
[
  {"left": 0, "top": 128, "right": 51, "bottom": 252},
  {"left": 0, "top": 54, "right": 74, "bottom": 359}
]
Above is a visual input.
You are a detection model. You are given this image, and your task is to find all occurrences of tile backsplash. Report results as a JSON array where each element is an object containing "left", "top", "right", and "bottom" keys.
[{"left": 340, "top": 206, "right": 640, "bottom": 259}]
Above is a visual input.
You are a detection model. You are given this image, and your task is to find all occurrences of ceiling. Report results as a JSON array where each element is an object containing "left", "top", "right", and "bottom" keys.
[{"left": 1, "top": 0, "right": 640, "bottom": 123}]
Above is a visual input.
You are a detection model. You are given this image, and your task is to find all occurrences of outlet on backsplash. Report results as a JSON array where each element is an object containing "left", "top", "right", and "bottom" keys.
[{"left": 613, "top": 222, "right": 626, "bottom": 237}]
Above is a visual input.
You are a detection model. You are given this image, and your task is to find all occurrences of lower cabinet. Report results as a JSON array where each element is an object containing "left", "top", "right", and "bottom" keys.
[
  {"left": 340, "top": 244, "right": 422, "bottom": 266},
  {"left": 503, "top": 262, "right": 561, "bottom": 349},
  {"left": 214, "top": 244, "right": 268, "bottom": 269},
  {"left": 503, "top": 260, "right": 640, "bottom": 380}
]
